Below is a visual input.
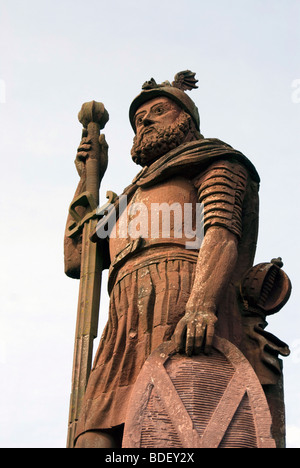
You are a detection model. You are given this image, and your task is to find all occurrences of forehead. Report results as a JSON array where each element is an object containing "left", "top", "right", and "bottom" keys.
[{"left": 135, "top": 96, "right": 181, "bottom": 115}]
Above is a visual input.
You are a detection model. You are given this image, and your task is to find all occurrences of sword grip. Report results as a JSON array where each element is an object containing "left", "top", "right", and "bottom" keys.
[{"left": 86, "top": 122, "right": 101, "bottom": 205}]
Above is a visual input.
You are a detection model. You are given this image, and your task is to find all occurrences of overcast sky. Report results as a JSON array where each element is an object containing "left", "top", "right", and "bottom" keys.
[{"left": 0, "top": 0, "right": 299, "bottom": 448}]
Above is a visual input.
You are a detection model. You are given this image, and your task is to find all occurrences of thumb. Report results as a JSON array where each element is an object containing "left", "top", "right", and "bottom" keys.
[{"left": 99, "top": 133, "right": 108, "bottom": 151}]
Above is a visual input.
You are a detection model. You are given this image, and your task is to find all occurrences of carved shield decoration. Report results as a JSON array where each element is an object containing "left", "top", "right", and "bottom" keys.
[{"left": 122, "top": 337, "right": 275, "bottom": 448}]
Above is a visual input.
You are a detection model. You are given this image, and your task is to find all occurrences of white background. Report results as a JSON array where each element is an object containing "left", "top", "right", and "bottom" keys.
[{"left": 0, "top": 0, "right": 299, "bottom": 448}]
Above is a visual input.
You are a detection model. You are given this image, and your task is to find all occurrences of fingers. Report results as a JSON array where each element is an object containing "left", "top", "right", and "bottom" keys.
[
  {"left": 77, "top": 138, "right": 92, "bottom": 160},
  {"left": 77, "top": 134, "right": 108, "bottom": 160},
  {"left": 174, "top": 316, "right": 206, "bottom": 356},
  {"left": 185, "top": 321, "right": 194, "bottom": 357},
  {"left": 204, "top": 320, "right": 215, "bottom": 355},
  {"left": 194, "top": 317, "right": 205, "bottom": 354},
  {"left": 174, "top": 312, "right": 217, "bottom": 356},
  {"left": 186, "top": 317, "right": 202, "bottom": 356},
  {"left": 75, "top": 132, "right": 108, "bottom": 180},
  {"left": 187, "top": 316, "right": 214, "bottom": 356},
  {"left": 75, "top": 135, "right": 91, "bottom": 177},
  {"left": 174, "top": 318, "right": 187, "bottom": 354}
]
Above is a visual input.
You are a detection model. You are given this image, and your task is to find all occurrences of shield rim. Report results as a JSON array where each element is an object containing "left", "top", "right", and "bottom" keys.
[{"left": 122, "top": 336, "right": 276, "bottom": 448}]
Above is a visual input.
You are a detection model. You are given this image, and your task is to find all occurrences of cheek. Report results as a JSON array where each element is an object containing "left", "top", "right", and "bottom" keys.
[{"left": 160, "top": 111, "right": 180, "bottom": 126}]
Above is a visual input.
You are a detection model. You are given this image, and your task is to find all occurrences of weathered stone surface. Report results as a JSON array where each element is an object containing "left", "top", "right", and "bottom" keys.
[
  {"left": 65, "top": 71, "right": 291, "bottom": 448},
  {"left": 122, "top": 337, "right": 276, "bottom": 448}
]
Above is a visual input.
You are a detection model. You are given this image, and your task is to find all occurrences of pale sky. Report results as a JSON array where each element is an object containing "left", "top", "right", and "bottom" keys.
[{"left": 0, "top": 0, "right": 299, "bottom": 448}]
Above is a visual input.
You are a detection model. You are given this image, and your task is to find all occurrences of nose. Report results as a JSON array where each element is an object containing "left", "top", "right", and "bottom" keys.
[{"left": 142, "top": 115, "right": 154, "bottom": 127}]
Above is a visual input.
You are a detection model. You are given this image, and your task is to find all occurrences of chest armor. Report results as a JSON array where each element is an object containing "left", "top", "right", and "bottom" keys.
[{"left": 109, "top": 176, "right": 199, "bottom": 261}]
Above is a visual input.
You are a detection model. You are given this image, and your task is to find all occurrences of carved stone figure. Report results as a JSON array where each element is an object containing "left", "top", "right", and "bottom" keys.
[{"left": 64, "top": 71, "right": 291, "bottom": 448}]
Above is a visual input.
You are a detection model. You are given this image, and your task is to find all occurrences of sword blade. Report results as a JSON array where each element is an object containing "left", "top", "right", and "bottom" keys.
[{"left": 67, "top": 217, "right": 102, "bottom": 448}]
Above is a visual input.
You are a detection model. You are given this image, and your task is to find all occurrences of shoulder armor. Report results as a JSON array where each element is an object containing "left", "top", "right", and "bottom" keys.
[{"left": 195, "top": 160, "right": 248, "bottom": 238}]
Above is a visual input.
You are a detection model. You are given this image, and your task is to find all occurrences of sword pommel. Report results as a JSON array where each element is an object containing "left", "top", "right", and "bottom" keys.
[{"left": 78, "top": 100, "right": 109, "bottom": 130}]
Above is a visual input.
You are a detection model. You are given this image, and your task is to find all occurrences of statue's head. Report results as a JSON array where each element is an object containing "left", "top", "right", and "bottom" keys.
[{"left": 130, "top": 71, "right": 203, "bottom": 166}]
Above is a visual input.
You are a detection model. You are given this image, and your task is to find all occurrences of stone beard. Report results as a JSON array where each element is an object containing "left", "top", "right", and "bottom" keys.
[{"left": 131, "top": 112, "right": 201, "bottom": 167}]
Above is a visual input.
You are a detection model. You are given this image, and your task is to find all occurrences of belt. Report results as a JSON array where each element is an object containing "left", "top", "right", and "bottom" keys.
[{"left": 108, "top": 237, "right": 199, "bottom": 293}]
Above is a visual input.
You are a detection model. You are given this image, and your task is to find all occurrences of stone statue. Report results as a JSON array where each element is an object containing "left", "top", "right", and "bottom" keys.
[{"left": 64, "top": 71, "right": 291, "bottom": 448}]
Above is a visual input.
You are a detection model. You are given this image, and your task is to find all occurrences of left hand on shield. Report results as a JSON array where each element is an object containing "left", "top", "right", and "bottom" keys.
[{"left": 173, "top": 300, "right": 218, "bottom": 356}]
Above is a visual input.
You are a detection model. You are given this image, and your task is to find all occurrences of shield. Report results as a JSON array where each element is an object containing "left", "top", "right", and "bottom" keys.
[{"left": 122, "top": 336, "right": 275, "bottom": 448}]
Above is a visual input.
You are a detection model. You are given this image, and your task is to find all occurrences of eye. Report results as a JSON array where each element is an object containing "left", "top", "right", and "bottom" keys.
[
  {"left": 135, "top": 115, "right": 144, "bottom": 126},
  {"left": 154, "top": 106, "right": 164, "bottom": 115}
]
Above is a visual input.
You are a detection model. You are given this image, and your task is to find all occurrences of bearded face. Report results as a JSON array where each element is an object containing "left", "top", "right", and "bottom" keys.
[{"left": 131, "top": 97, "right": 200, "bottom": 167}]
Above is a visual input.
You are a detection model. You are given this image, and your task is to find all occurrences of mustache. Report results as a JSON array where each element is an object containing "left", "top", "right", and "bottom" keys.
[{"left": 137, "top": 125, "right": 158, "bottom": 141}]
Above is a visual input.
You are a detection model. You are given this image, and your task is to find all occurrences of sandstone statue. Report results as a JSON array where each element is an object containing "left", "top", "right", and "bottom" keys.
[{"left": 64, "top": 71, "right": 291, "bottom": 448}]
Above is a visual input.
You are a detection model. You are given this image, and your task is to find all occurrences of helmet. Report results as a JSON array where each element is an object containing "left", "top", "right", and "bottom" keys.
[{"left": 129, "top": 70, "right": 200, "bottom": 133}]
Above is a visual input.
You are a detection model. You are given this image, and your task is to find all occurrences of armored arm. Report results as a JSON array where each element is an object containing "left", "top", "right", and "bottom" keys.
[
  {"left": 64, "top": 176, "right": 86, "bottom": 279},
  {"left": 64, "top": 129, "right": 109, "bottom": 279},
  {"left": 174, "top": 159, "right": 248, "bottom": 355}
]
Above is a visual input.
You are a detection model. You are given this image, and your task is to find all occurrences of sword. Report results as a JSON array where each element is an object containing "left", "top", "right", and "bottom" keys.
[{"left": 66, "top": 101, "right": 109, "bottom": 448}]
